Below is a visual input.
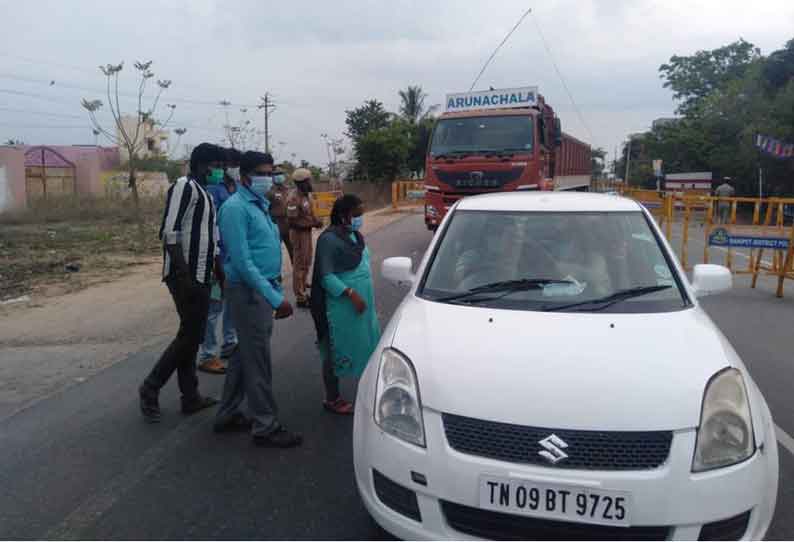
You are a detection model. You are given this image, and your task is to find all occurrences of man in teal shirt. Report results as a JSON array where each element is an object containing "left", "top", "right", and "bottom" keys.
[{"left": 214, "top": 151, "right": 302, "bottom": 448}]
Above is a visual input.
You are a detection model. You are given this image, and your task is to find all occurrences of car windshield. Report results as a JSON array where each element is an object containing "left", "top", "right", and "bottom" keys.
[
  {"left": 430, "top": 116, "right": 533, "bottom": 156},
  {"left": 420, "top": 210, "right": 689, "bottom": 313}
]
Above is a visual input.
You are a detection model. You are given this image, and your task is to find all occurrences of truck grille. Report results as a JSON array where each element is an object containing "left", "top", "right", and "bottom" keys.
[
  {"left": 441, "top": 501, "right": 670, "bottom": 540},
  {"left": 443, "top": 413, "right": 672, "bottom": 471},
  {"left": 435, "top": 168, "right": 523, "bottom": 189}
]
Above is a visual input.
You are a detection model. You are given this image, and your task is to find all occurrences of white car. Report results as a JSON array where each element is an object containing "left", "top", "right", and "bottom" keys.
[{"left": 354, "top": 192, "right": 778, "bottom": 540}]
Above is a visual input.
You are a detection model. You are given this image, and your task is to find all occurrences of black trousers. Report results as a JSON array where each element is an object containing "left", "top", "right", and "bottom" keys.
[
  {"left": 322, "top": 342, "right": 340, "bottom": 402},
  {"left": 144, "top": 277, "right": 210, "bottom": 400}
]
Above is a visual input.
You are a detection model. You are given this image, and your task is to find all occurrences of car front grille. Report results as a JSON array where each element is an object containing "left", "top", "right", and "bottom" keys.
[
  {"left": 372, "top": 470, "right": 421, "bottom": 522},
  {"left": 698, "top": 511, "right": 751, "bottom": 541},
  {"left": 441, "top": 500, "right": 670, "bottom": 541},
  {"left": 443, "top": 413, "right": 672, "bottom": 471}
]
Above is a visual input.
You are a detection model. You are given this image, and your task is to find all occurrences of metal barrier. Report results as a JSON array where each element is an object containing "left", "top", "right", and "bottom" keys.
[
  {"left": 391, "top": 180, "right": 425, "bottom": 210},
  {"left": 620, "top": 189, "right": 794, "bottom": 297},
  {"left": 311, "top": 191, "right": 342, "bottom": 219}
]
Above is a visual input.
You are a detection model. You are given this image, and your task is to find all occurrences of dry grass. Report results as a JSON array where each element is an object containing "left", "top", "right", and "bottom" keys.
[{"left": 1, "top": 196, "right": 164, "bottom": 301}]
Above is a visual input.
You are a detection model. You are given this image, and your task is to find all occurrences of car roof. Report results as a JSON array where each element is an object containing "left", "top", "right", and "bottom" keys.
[{"left": 455, "top": 191, "right": 643, "bottom": 213}]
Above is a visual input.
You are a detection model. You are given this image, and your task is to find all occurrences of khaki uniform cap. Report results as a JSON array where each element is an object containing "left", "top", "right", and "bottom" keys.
[{"left": 292, "top": 168, "right": 312, "bottom": 182}]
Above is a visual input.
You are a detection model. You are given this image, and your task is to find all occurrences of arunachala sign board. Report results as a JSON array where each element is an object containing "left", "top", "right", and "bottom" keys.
[{"left": 445, "top": 86, "right": 539, "bottom": 112}]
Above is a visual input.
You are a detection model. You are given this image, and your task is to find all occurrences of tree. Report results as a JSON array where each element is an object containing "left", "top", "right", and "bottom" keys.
[
  {"left": 407, "top": 117, "right": 435, "bottom": 176},
  {"left": 398, "top": 85, "right": 438, "bottom": 124},
  {"left": 345, "top": 100, "right": 390, "bottom": 144},
  {"left": 763, "top": 39, "right": 794, "bottom": 90},
  {"left": 82, "top": 61, "right": 174, "bottom": 219},
  {"left": 591, "top": 147, "right": 607, "bottom": 178},
  {"left": 4, "top": 138, "right": 24, "bottom": 145},
  {"left": 659, "top": 39, "right": 760, "bottom": 116},
  {"left": 357, "top": 120, "right": 412, "bottom": 182}
]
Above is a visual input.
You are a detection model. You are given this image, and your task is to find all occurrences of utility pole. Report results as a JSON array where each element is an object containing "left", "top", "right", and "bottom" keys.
[
  {"left": 258, "top": 93, "right": 276, "bottom": 154},
  {"left": 624, "top": 137, "right": 632, "bottom": 186}
]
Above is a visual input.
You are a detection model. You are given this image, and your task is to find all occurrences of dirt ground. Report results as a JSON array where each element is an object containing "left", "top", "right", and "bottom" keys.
[{"left": 0, "top": 206, "right": 421, "bottom": 420}]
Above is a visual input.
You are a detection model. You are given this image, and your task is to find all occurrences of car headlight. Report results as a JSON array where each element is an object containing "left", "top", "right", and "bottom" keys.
[
  {"left": 693, "top": 368, "right": 755, "bottom": 472},
  {"left": 374, "top": 348, "right": 425, "bottom": 447}
]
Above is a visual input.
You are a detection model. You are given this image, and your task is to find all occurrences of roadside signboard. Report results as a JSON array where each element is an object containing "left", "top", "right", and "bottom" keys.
[
  {"left": 445, "top": 86, "right": 539, "bottom": 113},
  {"left": 705, "top": 224, "right": 794, "bottom": 298},
  {"left": 406, "top": 189, "right": 426, "bottom": 200},
  {"left": 708, "top": 226, "right": 790, "bottom": 250}
]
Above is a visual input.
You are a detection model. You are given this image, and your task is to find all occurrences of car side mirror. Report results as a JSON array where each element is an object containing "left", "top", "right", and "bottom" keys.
[
  {"left": 691, "top": 264, "right": 732, "bottom": 297},
  {"left": 382, "top": 257, "right": 415, "bottom": 286}
]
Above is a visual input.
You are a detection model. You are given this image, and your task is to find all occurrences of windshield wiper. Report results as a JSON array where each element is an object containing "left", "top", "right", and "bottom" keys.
[
  {"left": 436, "top": 279, "right": 573, "bottom": 304},
  {"left": 433, "top": 150, "right": 472, "bottom": 160},
  {"left": 482, "top": 150, "right": 515, "bottom": 158},
  {"left": 542, "top": 285, "right": 672, "bottom": 312}
]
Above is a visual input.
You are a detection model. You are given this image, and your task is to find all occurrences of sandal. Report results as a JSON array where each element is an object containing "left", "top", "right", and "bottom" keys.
[{"left": 323, "top": 398, "right": 354, "bottom": 415}]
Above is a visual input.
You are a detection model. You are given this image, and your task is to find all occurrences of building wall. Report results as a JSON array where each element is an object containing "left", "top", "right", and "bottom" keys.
[
  {"left": 117, "top": 116, "right": 169, "bottom": 162},
  {"left": 0, "top": 146, "right": 27, "bottom": 212}
]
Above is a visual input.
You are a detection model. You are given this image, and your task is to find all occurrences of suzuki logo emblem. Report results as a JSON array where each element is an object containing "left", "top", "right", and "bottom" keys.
[{"left": 538, "top": 434, "right": 569, "bottom": 464}]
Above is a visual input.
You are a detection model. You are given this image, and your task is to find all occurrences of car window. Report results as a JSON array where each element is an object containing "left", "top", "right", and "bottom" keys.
[{"left": 420, "top": 210, "right": 688, "bottom": 313}]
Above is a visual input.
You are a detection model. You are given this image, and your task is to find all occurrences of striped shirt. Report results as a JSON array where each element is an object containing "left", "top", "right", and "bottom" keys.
[{"left": 159, "top": 176, "right": 219, "bottom": 284}]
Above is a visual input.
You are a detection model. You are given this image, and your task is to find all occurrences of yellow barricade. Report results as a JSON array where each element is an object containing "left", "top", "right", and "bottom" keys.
[
  {"left": 620, "top": 189, "right": 794, "bottom": 297},
  {"left": 392, "top": 180, "right": 425, "bottom": 209},
  {"left": 312, "top": 191, "right": 342, "bottom": 219}
]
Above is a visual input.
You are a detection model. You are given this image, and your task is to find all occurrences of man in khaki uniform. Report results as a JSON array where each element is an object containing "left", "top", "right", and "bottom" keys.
[
  {"left": 267, "top": 170, "right": 293, "bottom": 262},
  {"left": 287, "top": 168, "right": 322, "bottom": 307}
]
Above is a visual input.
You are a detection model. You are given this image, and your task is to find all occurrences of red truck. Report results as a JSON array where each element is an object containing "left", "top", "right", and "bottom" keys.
[{"left": 424, "top": 86, "right": 592, "bottom": 230}]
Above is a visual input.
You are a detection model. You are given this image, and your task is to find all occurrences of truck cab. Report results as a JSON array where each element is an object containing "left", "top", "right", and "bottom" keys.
[{"left": 424, "top": 87, "right": 591, "bottom": 231}]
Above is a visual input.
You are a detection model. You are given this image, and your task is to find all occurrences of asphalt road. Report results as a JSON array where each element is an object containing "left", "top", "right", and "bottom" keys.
[{"left": 1, "top": 213, "right": 793, "bottom": 540}]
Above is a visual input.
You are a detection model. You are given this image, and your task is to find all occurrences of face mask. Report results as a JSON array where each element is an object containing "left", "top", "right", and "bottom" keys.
[
  {"left": 351, "top": 216, "right": 363, "bottom": 231},
  {"left": 207, "top": 168, "right": 224, "bottom": 185},
  {"left": 226, "top": 167, "right": 240, "bottom": 183},
  {"left": 249, "top": 175, "right": 273, "bottom": 197},
  {"left": 273, "top": 174, "right": 286, "bottom": 185}
]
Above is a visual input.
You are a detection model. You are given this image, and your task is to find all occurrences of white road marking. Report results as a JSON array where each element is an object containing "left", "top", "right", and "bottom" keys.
[{"left": 776, "top": 424, "right": 794, "bottom": 457}]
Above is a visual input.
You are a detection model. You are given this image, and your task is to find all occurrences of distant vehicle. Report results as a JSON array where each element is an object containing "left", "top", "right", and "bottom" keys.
[
  {"left": 424, "top": 86, "right": 591, "bottom": 231},
  {"left": 355, "top": 192, "right": 778, "bottom": 540}
]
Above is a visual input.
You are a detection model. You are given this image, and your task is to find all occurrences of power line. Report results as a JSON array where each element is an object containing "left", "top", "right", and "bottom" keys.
[
  {"left": 469, "top": 6, "right": 533, "bottom": 91},
  {"left": 0, "top": 106, "right": 84, "bottom": 119},
  {"left": 529, "top": 11, "right": 594, "bottom": 143}
]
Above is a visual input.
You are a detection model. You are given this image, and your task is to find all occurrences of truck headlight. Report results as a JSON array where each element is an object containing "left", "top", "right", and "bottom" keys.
[
  {"left": 693, "top": 368, "right": 755, "bottom": 472},
  {"left": 374, "top": 349, "right": 425, "bottom": 447}
]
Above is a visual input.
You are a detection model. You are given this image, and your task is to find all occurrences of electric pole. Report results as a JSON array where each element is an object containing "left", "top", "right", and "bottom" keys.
[{"left": 258, "top": 93, "right": 276, "bottom": 154}]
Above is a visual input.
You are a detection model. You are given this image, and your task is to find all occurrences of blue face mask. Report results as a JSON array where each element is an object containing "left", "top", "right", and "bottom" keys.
[
  {"left": 273, "top": 174, "right": 286, "bottom": 185},
  {"left": 351, "top": 215, "right": 363, "bottom": 231},
  {"left": 249, "top": 175, "right": 273, "bottom": 198}
]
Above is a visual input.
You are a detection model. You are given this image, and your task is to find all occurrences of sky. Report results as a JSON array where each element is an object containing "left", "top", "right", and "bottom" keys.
[{"left": 1, "top": 0, "right": 793, "bottom": 168}]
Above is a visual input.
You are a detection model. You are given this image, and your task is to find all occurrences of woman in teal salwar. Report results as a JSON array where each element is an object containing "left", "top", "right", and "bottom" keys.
[{"left": 310, "top": 195, "right": 380, "bottom": 415}]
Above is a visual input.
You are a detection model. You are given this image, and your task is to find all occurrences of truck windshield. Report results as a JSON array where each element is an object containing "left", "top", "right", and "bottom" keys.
[{"left": 430, "top": 115, "right": 532, "bottom": 156}]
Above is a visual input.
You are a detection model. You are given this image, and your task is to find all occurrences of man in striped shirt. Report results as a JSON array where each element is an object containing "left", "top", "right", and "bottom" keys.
[{"left": 139, "top": 143, "right": 226, "bottom": 423}]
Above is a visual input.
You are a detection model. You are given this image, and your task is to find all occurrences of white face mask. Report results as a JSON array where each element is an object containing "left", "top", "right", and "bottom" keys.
[{"left": 226, "top": 167, "right": 241, "bottom": 183}]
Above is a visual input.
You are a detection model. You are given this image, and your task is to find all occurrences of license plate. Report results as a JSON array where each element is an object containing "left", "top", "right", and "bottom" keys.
[{"left": 479, "top": 476, "right": 632, "bottom": 527}]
